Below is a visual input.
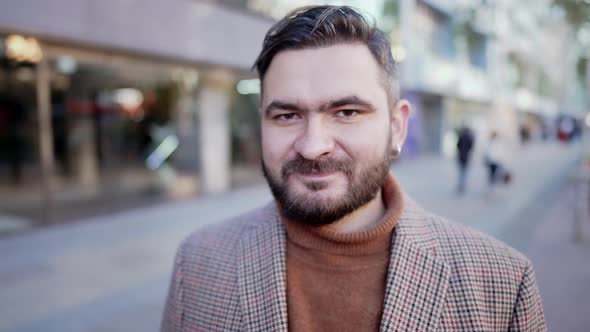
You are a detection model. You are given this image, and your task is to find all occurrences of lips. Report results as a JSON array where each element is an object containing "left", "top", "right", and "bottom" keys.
[{"left": 295, "top": 169, "right": 337, "bottom": 179}]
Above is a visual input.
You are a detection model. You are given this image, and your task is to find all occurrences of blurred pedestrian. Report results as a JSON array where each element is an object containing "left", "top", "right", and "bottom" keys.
[
  {"left": 456, "top": 125, "right": 474, "bottom": 194},
  {"left": 161, "top": 6, "right": 545, "bottom": 332},
  {"left": 557, "top": 116, "right": 575, "bottom": 143},
  {"left": 484, "top": 131, "right": 509, "bottom": 193},
  {"left": 519, "top": 125, "right": 530, "bottom": 145}
]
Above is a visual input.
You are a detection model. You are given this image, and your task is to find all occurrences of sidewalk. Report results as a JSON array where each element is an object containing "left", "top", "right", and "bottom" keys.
[
  {"left": 522, "top": 176, "right": 590, "bottom": 332},
  {"left": 394, "top": 140, "right": 585, "bottom": 236},
  {"left": 0, "top": 139, "right": 586, "bottom": 332}
]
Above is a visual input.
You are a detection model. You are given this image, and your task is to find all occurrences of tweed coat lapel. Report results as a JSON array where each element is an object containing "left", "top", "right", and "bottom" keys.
[
  {"left": 380, "top": 198, "right": 451, "bottom": 332},
  {"left": 237, "top": 205, "right": 289, "bottom": 332}
]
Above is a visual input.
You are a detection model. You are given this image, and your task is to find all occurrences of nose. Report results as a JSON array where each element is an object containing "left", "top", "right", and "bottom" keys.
[{"left": 293, "top": 116, "right": 335, "bottom": 160}]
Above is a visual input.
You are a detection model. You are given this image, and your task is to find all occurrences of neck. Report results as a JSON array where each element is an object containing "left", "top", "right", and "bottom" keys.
[{"left": 321, "top": 190, "right": 386, "bottom": 234}]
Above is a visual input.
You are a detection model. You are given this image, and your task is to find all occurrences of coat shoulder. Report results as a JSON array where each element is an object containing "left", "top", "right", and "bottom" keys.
[
  {"left": 177, "top": 203, "right": 277, "bottom": 261},
  {"left": 162, "top": 205, "right": 276, "bottom": 331},
  {"left": 425, "top": 214, "right": 531, "bottom": 276},
  {"left": 402, "top": 198, "right": 529, "bottom": 271},
  {"left": 411, "top": 212, "right": 545, "bottom": 330},
  {"left": 431, "top": 216, "right": 530, "bottom": 270}
]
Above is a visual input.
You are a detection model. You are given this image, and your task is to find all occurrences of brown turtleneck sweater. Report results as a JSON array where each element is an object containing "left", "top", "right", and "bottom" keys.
[{"left": 284, "top": 174, "right": 404, "bottom": 332}]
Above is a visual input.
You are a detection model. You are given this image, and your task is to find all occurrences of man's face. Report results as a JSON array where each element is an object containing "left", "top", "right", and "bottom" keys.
[{"left": 260, "top": 43, "right": 409, "bottom": 226}]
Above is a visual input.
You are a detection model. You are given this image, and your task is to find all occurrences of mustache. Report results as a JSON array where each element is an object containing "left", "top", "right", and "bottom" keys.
[{"left": 281, "top": 155, "right": 354, "bottom": 179}]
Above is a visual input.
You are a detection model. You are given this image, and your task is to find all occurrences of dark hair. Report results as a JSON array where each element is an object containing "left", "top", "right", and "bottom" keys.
[{"left": 253, "top": 5, "right": 398, "bottom": 101}]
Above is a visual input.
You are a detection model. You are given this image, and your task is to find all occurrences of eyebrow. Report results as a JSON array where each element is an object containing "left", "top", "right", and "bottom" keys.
[
  {"left": 264, "top": 95, "right": 376, "bottom": 118},
  {"left": 321, "top": 95, "right": 375, "bottom": 112},
  {"left": 264, "top": 101, "right": 305, "bottom": 117}
]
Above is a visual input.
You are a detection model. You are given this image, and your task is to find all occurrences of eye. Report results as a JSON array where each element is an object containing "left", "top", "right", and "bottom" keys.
[
  {"left": 335, "top": 109, "right": 360, "bottom": 119},
  {"left": 273, "top": 112, "right": 300, "bottom": 121}
]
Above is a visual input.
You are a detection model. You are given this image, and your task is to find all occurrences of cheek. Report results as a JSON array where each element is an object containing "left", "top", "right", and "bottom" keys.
[
  {"left": 261, "top": 126, "right": 296, "bottom": 166},
  {"left": 335, "top": 121, "right": 390, "bottom": 160}
]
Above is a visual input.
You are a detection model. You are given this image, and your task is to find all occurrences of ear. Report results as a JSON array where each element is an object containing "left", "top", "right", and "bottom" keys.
[{"left": 390, "top": 99, "right": 411, "bottom": 150}]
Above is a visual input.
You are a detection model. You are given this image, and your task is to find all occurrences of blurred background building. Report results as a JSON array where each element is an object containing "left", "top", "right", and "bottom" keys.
[{"left": 0, "top": 0, "right": 588, "bottom": 226}]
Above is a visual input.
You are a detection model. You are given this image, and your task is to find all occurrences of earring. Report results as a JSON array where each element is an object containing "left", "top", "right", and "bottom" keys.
[{"left": 391, "top": 143, "right": 402, "bottom": 159}]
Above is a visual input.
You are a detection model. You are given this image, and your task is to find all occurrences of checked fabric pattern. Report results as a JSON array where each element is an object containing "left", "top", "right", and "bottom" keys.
[{"left": 161, "top": 198, "right": 546, "bottom": 331}]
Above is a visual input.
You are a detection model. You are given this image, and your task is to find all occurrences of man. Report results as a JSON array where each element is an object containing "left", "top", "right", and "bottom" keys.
[
  {"left": 456, "top": 125, "right": 474, "bottom": 194},
  {"left": 161, "top": 6, "right": 545, "bottom": 331},
  {"left": 485, "top": 131, "right": 506, "bottom": 194}
]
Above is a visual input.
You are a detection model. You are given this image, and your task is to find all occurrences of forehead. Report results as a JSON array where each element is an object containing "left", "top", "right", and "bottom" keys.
[{"left": 261, "top": 43, "right": 388, "bottom": 109}]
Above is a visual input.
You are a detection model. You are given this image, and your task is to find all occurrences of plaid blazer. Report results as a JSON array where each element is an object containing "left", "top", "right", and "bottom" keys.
[{"left": 161, "top": 197, "right": 546, "bottom": 331}]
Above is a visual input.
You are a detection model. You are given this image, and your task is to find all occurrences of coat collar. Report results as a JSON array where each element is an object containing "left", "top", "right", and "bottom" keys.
[
  {"left": 237, "top": 197, "right": 450, "bottom": 332},
  {"left": 378, "top": 196, "right": 450, "bottom": 332},
  {"left": 237, "top": 203, "right": 288, "bottom": 332}
]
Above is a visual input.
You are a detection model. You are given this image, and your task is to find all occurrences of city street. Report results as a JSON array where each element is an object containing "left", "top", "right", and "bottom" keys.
[
  {"left": 1, "top": 1, "right": 589, "bottom": 331},
  {"left": 0, "top": 140, "right": 587, "bottom": 332}
]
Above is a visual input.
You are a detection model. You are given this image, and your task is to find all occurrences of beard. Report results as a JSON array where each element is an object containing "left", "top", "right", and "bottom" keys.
[{"left": 262, "top": 142, "right": 392, "bottom": 227}]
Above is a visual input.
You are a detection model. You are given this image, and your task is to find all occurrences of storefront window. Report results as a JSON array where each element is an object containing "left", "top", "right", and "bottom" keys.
[
  {"left": 0, "top": 39, "right": 206, "bottom": 223},
  {"left": 0, "top": 35, "right": 43, "bottom": 224},
  {"left": 229, "top": 86, "right": 262, "bottom": 188}
]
